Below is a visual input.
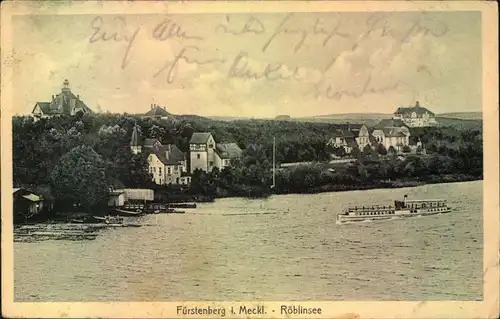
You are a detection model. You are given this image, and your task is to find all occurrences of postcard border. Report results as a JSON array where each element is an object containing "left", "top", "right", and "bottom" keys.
[{"left": 1, "top": 1, "right": 498, "bottom": 318}]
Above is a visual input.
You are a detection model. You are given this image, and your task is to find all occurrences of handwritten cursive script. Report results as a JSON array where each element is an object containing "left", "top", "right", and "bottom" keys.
[
  {"left": 89, "top": 16, "right": 141, "bottom": 69},
  {"left": 153, "top": 46, "right": 226, "bottom": 83},
  {"left": 262, "top": 13, "right": 351, "bottom": 53},
  {"left": 312, "top": 72, "right": 411, "bottom": 100},
  {"left": 152, "top": 18, "right": 204, "bottom": 41},
  {"left": 228, "top": 52, "right": 303, "bottom": 81},
  {"left": 215, "top": 15, "right": 266, "bottom": 35}
]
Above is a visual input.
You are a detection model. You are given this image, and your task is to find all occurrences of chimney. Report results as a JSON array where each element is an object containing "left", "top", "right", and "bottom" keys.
[
  {"left": 77, "top": 94, "right": 80, "bottom": 100},
  {"left": 151, "top": 104, "right": 153, "bottom": 110},
  {"left": 415, "top": 101, "right": 420, "bottom": 108}
]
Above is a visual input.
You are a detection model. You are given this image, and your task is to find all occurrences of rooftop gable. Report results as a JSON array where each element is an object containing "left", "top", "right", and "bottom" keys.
[
  {"left": 380, "top": 127, "right": 407, "bottom": 137},
  {"left": 31, "top": 80, "right": 93, "bottom": 115},
  {"left": 189, "top": 132, "right": 213, "bottom": 144},
  {"left": 394, "top": 101, "right": 435, "bottom": 116},
  {"left": 215, "top": 143, "right": 243, "bottom": 159},
  {"left": 150, "top": 143, "right": 185, "bottom": 166},
  {"left": 376, "top": 118, "right": 409, "bottom": 129},
  {"left": 144, "top": 104, "right": 170, "bottom": 117}
]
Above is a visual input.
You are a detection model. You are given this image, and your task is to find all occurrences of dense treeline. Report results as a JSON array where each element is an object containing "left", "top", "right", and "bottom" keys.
[{"left": 13, "top": 113, "right": 483, "bottom": 210}]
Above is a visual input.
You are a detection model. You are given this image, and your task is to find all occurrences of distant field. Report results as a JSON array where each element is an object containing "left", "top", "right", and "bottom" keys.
[
  {"left": 436, "top": 117, "right": 482, "bottom": 130},
  {"left": 291, "top": 117, "right": 383, "bottom": 127},
  {"left": 205, "top": 113, "right": 483, "bottom": 130},
  {"left": 438, "top": 112, "right": 482, "bottom": 120}
]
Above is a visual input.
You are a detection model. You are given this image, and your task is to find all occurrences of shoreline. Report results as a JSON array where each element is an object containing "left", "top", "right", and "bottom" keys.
[
  {"left": 200, "top": 174, "right": 482, "bottom": 201},
  {"left": 14, "top": 175, "right": 482, "bottom": 225}
]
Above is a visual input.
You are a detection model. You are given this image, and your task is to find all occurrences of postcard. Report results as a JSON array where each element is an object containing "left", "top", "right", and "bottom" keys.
[{"left": 1, "top": 1, "right": 498, "bottom": 318}]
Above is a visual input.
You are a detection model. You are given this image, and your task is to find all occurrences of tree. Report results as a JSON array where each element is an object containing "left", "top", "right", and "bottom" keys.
[
  {"left": 127, "top": 153, "right": 153, "bottom": 187},
  {"left": 332, "top": 146, "right": 346, "bottom": 158},
  {"left": 362, "top": 144, "right": 373, "bottom": 156},
  {"left": 388, "top": 146, "right": 397, "bottom": 155},
  {"left": 350, "top": 146, "right": 361, "bottom": 159},
  {"left": 402, "top": 145, "right": 411, "bottom": 153},
  {"left": 376, "top": 143, "right": 387, "bottom": 156},
  {"left": 50, "top": 145, "right": 109, "bottom": 212}
]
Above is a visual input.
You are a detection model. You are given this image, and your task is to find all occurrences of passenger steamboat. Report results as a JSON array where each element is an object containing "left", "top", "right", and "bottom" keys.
[{"left": 336, "top": 195, "right": 452, "bottom": 224}]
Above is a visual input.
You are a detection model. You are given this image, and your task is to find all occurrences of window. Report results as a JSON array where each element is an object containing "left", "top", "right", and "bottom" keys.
[
  {"left": 197, "top": 154, "right": 200, "bottom": 159},
  {"left": 209, "top": 144, "right": 214, "bottom": 148},
  {"left": 159, "top": 167, "right": 162, "bottom": 175},
  {"left": 174, "top": 165, "right": 178, "bottom": 171},
  {"left": 209, "top": 161, "right": 214, "bottom": 166},
  {"left": 153, "top": 167, "right": 156, "bottom": 173},
  {"left": 167, "top": 167, "right": 171, "bottom": 174}
]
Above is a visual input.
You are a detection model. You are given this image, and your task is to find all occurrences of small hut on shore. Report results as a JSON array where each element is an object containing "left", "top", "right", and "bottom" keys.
[{"left": 13, "top": 188, "right": 44, "bottom": 222}]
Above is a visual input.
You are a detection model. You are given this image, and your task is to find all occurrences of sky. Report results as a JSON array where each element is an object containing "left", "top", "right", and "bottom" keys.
[{"left": 12, "top": 11, "right": 482, "bottom": 118}]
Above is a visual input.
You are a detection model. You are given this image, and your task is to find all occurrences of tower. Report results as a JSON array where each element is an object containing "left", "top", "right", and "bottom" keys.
[
  {"left": 130, "top": 124, "right": 142, "bottom": 154},
  {"left": 62, "top": 79, "right": 70, "bottom": 92}
]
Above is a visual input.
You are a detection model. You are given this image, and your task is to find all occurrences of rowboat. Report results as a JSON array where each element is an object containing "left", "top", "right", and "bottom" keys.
[{"left": 113, "top": 208, "right": 144, "bottom": 217}]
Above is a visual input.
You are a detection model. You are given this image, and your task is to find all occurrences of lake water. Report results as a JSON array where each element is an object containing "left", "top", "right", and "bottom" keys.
[{"left": 14, "top": 180, "right": 483, "bottom": 301}]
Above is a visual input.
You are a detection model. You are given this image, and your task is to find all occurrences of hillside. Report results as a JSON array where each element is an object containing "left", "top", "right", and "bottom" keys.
[
  {"left": 436, "top": 117, "right": 482, "bottom": 130},
  {"left": 300, "top": 113, "right": 391, "bottom": 120},
  {"left": 438, "top": 112, "right": 482, "bottom": 120}
]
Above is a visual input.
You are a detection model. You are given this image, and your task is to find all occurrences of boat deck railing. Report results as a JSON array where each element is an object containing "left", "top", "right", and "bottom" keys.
[{"left": 345, "top": 205, "right": 395, "bottom": 212}]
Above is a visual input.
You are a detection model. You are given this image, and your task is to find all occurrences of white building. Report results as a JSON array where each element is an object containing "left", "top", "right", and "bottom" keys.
[
  {"left": 31, "top": 79, "right": 93, "bottom": 121},
  {"left": 130, "top": 125, "right": 191, "bottom": 186},
  {"left": 147, "top": 143, "right": 191, "bottom": 186},
  {"left": 326, "top": 124, "right": 370, "bottom": 154},
  {"left": 372, "top": 127, "right": 410, "bottom": 152},
  {"left": 392, "top": 101, "right": 438, "bottom": 127},
  {"left": 189, "top": 132, "right": 242, "bottom": 173}
]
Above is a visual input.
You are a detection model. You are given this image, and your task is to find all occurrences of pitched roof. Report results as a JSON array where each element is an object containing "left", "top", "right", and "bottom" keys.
[
  {"left": 144, "top": 105, "right": 170, "bottom": 117},
  {"left": 33, "top": 102, "right": 52, "bottom": 113},
  {"left": 394, "top": 101, "right": 435, "bottom": 116},
  {"left": 189, "top": 132, "right": 213, "bottom": 144},
  {"left": 376, "top": 119, "right": 409, "bottom": 129},
  {"left": 143, "top": 138, "right": 160, "bottom": 147},
  {"left": 150, "top": 144, "right": 185, "bottom": 165},
  {"left": 334, "top": 123, "right": 364, "bottom": 131},
  {"left": 22, "top": 194, "right": 42, "bottom": 202},
  {"left": 32, "top": 86, "right": 92, "bottom": 116},
  {"left": 330, "top": 128, "right": 354, "bottom": 138},
  {"left": 215, "top": 143, "right": 243, "bottom": 159},
  {"left": 344, "top": 137, "right": 358, "bottom": 148},
  {"left": 381, "top": 128, "right": 407, "bottom": 137},
  {"left": 330, "top": 124, "right": 364, "bottom": 138}
]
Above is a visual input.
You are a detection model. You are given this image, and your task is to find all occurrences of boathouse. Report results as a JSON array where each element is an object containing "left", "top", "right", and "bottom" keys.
[
  {"left": 108, "top": 190, "right": 126, "bottom": 207},
  {"left": 116, "top": 188, "right": 154, "bottom": 203},
  {"left": 13, "top": 188, "right": 44, "bottom": 222}
]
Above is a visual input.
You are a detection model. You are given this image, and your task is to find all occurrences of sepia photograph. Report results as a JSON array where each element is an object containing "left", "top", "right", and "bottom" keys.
[{"left": 1, "top": 1, "right": 498, "bottom": 318}]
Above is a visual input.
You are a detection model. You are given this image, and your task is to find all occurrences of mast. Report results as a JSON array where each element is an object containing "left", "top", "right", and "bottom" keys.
[{"left": 272, "top": 136, "right": 276, "bottom": 189}]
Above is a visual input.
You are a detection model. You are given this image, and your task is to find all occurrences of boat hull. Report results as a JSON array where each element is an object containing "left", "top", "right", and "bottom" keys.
[
  {"left": 113, "top": 208, "right": 144, "bottom": 217},
  {"left": 336, "top": 207, "right": 452, "bottom": 224}
]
